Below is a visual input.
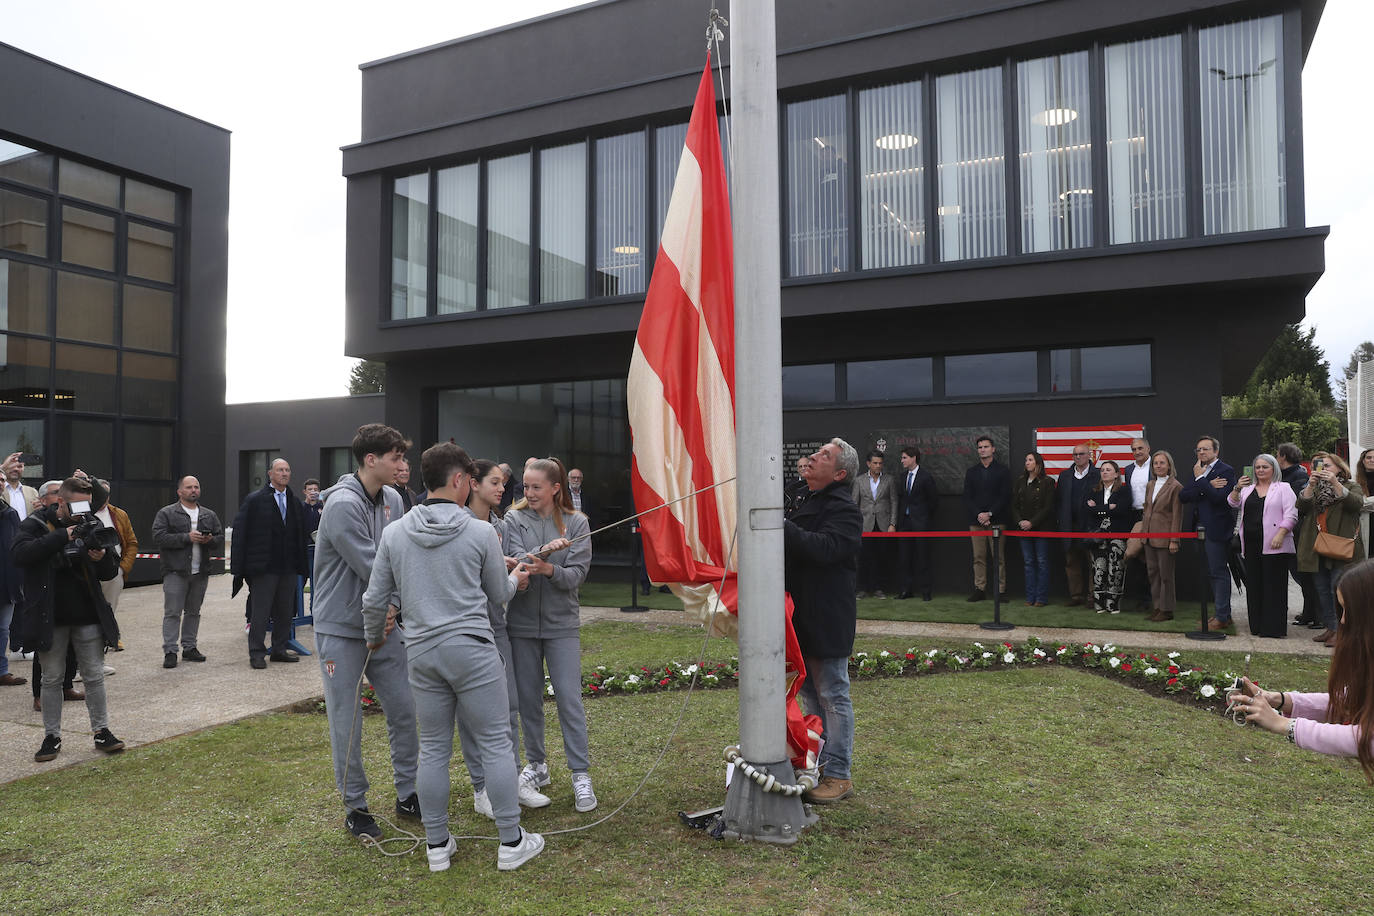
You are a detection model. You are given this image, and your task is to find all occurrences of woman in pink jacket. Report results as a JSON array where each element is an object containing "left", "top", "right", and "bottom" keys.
[
  {"left": 1232, "top": 559, "right": 1374, "bottom": 783},
  {"left": 1227, "top": 453, "right": 1298, "bottom": 638}
]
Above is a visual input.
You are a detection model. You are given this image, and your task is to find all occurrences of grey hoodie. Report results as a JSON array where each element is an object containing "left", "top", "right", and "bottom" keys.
[
  {"left": 312, "top": 473, "right": 404, "bottom": 639},
  {"left": 503, "top": 507, "right": 591, "bottom": 640},
  {"left": 362, "top": 500, "right": 518, "bottom": 661}
]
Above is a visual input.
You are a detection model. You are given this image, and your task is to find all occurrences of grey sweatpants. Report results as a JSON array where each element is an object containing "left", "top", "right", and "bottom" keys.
[
  {"left": 40, "top": 624, "right": 108, "bottom": 738},
  {"left": 316, "top": 632, "right": 418, "bottom": 813},
  {"left": 410, "top": 635, "right": 522, "bottom": 844},
  {"left": 510, "top": 634, "right": 590, "bottom": 773},
  {"left": 457, "top": 628, "right": 520, "bottom": 791},
  {"left": 162, "top": 571, "right": 209, "bottom": 653}
]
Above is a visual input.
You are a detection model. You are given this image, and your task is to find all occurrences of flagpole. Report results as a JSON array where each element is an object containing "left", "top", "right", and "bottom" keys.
[{"left": 722, "top": 0, "right": 816, "bottom": 843}]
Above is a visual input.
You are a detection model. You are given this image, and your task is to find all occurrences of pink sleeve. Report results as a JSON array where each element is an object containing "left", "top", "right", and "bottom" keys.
[
  {"left": 1278, "top": 483, "right": 1298, "bottom": 531},
  {"left": 1290, "top": 691, "right": 1372, "bottom": 759},
  {"left": 1289, "top": 691, "right": 1329, "bottom": 721}
]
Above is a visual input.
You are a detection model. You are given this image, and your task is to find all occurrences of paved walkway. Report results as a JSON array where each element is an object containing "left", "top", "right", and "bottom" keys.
[{"left": 1, "top": 575, "right": 1325, "bottom": 785}]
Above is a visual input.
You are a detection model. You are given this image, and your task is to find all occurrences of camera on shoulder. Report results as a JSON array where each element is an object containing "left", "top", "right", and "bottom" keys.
[{"left": 62, "top": 498, "right": 121, "bottom": 562}]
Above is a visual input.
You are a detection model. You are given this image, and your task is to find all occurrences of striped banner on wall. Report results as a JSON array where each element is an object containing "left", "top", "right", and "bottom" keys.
[{"left": 1035, "top": 424, "right": 1145, "bottom": 476}]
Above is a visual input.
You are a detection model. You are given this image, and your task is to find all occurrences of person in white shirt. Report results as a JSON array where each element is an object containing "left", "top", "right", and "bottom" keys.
[
  {"left": 852, "top": 451, "right": 896, "bottom": 598},
  {"left": 3, "top": 455, "right": 38, "bottom": 521},
  {"left": 152, "top": 476, "right": 224, "bottom": 668}
]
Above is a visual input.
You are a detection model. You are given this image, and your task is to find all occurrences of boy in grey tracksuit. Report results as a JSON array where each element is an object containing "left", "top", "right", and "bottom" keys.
[
  {"left": 363, "top": 471, "right": 542, "bottom": 871},
  {"left": 314, "top": 463, "right": 419, "bottom": 839}
]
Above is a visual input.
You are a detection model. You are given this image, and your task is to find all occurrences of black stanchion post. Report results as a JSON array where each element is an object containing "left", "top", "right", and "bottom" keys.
[
  {"left": 621, "top": 521, "right": 649, "bottom": 613},
  {"left": 981, "top": 526, "right": 1013, "bottom": 631},
  {"left": 1186, "top": 525, "right": 1223, "bottom": 641}
]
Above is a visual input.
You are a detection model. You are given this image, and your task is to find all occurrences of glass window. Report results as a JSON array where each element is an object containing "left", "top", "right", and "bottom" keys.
[
  {"left": 945, "top": 351, "right": 1038, "bottom": 397},
  {"left": 1106, "top": 34, "right": 1186, "bottom": 243},
  {"left": 654, "top": 122, "right": 689, "bottom": 233},
  {"left": 937, "top": 67, "right": 1007, "bottom": 262},
  {"left": 487, "top": 153, "right": 531, "bottom": 309},
  {"left": 53, "top": 416, "right": 113, "bottom": 481},
  {"left": 123, "top": 284, "right": 175, "bottom": 352},
  {"left": 1200, "top": 16, "right": 1286, "bottom": 234},
  {"left": 127, "top": 222, "right": 175, "bottom": 283},
  {"left": 0, "top": 260, "right": 50, "bottom": 334},
  {"left": 125, "top": 179, "right": 176, "bottom": 223},
  {"left": 321, "top": 446, "right": 354, "bottom": 486},
  {"left": 859, "top": 81, "right": 925, "bottom": 269},
  {"left": 112, "top": 483, "right": 169, "bottom": 537},
  {"left": 126, "top": 423, "right": 174, "bottom": 481},
  {"left": 56, "top": 271, "right": 116, "bottom": 344},
  {"left": 540, "top": 143, "right": 587, "bottom": 303},
  {"left": 846, "top": 357, "right": 934, "bottom": 401},
  {"left": 0, "top": 140, "right": 52, "bottom": 188},
  {"left": 59, "top": 160, "right": 119, "bottom": 208},
  {"left": 1018, "top": 52, "right": 1093, "bottom": 252},
  {"left": 240, "top": 448, "right": 275, "bottom": 499},
  {"left": 782, "top": 363, "right": 837, "bottom": 407},
  {"left": 390, "top": 172, "right": 428, "bottom": 319},
  {"left": 1050, "top": 344, "right": 1151, "bottom": 392},
  {"left": 594, "top": 132, "right": 646, "bottom": 297},
  {"left": 121, "top": 352, "right": 177, "bottom": 418},
  {"left": 786, "top": 95, "right": 850, "bottom": 276},
  {"left": 435, "top": 163, "right": 478, "bottom": 315},
  {"left": 0, "top": 335, "right": 51, "bottom": 408},
  {"left": 61, "top": 205, "right": 115, "bottom": 271},
  {"left": 0, "top": 417, "right": 47, "bottom": 481},
  {"left": 54, "top": 343, "right": 116, "bottom": 413},
  {"left": 0, "top": 187, "right": 48, "bottom": 257}
]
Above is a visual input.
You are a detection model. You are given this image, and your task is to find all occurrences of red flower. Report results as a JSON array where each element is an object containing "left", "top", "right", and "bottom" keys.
[
  {"left": 1121, "top": 663, "right": 1132, "bottom": 672},
  {"left": 1167, "top": 677, "right": 1178, "bottom": 685},
  {"left": 905, "top": 653, "right": 915, "bottom": 660},
  {"left": 589, "top": 684, "right": 599, "bottom": 692},
  {"left": 1167, "top": 665, "right": 1179, "bottom": 675},
  {"left": 659, "top": 678, "right": 670, "bottom": 686}
]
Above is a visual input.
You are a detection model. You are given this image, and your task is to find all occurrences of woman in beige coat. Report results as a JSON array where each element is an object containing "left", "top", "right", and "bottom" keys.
[{"left": 1141, "top": 450, "right": 1183, "bottom": 621}]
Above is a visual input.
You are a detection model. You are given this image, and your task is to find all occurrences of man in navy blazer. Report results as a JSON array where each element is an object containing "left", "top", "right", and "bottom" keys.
[
  {"left": 230, "top": 458, "right": 310, "bottom": 667},
  {"left": 895, "top": 446, "right": 939, "bottom": 600},
  {"left": 1178, "top": 435, "right": 1237, "bottom": 630}
]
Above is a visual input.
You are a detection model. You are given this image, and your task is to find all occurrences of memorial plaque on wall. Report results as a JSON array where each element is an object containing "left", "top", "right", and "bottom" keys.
[
  {"left": 865, "top": 426, "right": 1010, "bottom": 496},
  {"left": 783, "top": 439, "right": 828, "bottom": 471}
]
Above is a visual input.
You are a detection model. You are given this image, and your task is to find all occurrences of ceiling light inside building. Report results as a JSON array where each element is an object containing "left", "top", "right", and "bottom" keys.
[
  {"left": 1033, "top": 107, "right": 1079, "bottom": 127},
  {"left": 1057, "top": 188, "right": 1093, "bottom": 201},
  {"left": 874, "top": 133, "right": 919, "bottom": 150},
  {"left": 612, "top": 245, "right": 640, "bottom": 255},
  {"left": 936, "top": 204, "right": 961, "bottom": 216}
]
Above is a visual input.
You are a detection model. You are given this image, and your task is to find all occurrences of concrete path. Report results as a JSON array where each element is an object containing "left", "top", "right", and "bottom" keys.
[{"left": 1, "top": 575, "right": 1326, "bottom": 785}]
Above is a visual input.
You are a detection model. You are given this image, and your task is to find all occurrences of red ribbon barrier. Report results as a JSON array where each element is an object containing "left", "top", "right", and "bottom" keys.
[{"left": 862, "top": 530, "right": 1198, "bottom": 540}]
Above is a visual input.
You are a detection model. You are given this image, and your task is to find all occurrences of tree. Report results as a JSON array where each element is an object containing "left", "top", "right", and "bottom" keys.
[
  {"left": 1336, "top": 340, "right": 1374, "bottom": 408},
  {"left": 348, "top": 360, "right": 385, "bottom": 395},
  {"left": 1241, "top": 324, "right": 1333, "bottom": 405},
  {"left": 1223, "top": 374, "right": 1339, "bottom": 456}
]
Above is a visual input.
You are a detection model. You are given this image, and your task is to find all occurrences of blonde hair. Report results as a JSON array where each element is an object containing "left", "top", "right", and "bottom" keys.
[
  {"left": 510, "top": 457, "right": 577, "bottom": 536},
  {"left": 1151, "top": 450, "right": 1177, "bottom": 479}
]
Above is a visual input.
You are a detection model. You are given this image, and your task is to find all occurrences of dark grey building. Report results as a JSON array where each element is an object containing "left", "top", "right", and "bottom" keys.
[
  {"left": 1, "top": 42, "right": 229, "bottom": 581},
  {"left": 341, "top": 0, "right": 1326, "bottom": 589}
]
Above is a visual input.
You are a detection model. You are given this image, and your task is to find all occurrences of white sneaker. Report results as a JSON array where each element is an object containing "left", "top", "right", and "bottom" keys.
[
  {"left": 473, "top": 788, "right": 494, "bottom": 819},
  {"left": 497, "top": 829, "right": 544, "bottom": 871},
  {"left": 519, "top": 761, "right": 550, "bottom": 788},
  {"left": 104, "top": 665, "right": 115, "bottom": 676},
  {"left": 427, "top": 834, "right": 457, "bottom": 872},
  {"left": 517, "top": 778, "right": 551, "bottom": 808},
  {"left": 571, "top": 772, "right": 597, "bottom": 812}
]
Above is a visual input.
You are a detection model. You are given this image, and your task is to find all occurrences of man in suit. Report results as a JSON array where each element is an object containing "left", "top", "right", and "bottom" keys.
[
  {"left": 231, "top": 457, "right": 310, "bottom": 668},
  {"left": 1055, "top": 444, "right": 1100, "bottom": 606},
  {"left": 2, "top": 454, "right": 39, "bottom": 521},
  {"left": 895, "top": 445, "right": 938, "bottom": 600},
  {"left": 567, "top": 468, "right": 594, "bottom": 526},
  {"left": 1179, "top": 435, "right": 1237, "bottom": 631},
  {"left": 852, "top": 451, "right": 896, "bottom": 598}
]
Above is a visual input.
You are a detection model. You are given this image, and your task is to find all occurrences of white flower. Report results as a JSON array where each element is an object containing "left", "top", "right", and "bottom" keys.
[
  {"left": 974, "top": 642, "right": 984, "bottom": 649},
  {"left": 1056, "top": 647, "right": 1068, "bottom": 656},
  {"left": 880, "top": 650, "right": 892, "bottom": 658},
  {"left": 1033, "top": 648, "right": 1046, "bottom": 658},
  {"left": 954, "top": 656, "right": 968, "bottom": 665},
  {"left": 1003, "top": 652, "right": 1016, "bottom": 663},
  {"left": 546, "top": 683, "right": 556, "bottom": 696},
  {"left": 596, "top": 665, "right": 607, "bottom": 671},
  {"left": 981, "top": 652, "right": 993, "bottom": 660},
  {"left": 1168, "top": 651, "right": 1180, "bottom": 659},
  {"left": 703, "top": 674, "right": 717, "bottom": 684},
  {"left": 1091, "top": 645, "right": 1101, "bottom": 655},
  {"left": 854, "top": 651, "right": 869, "bottom": 660},
  {"left": 1104, "top": 644, "right": 1117, "bottom": 653},
  {"left": 626, "top": 674, "right": 641, "bottom": 685},
  {"left": 1109, "top": 657, "right": 1121, "bottom": 668},
  {"left": 927, "top": 649, "right": 939, "bottom": 658},
  {"left": 603, "top": 676, "right": 614, "bottom": 685},
  {"left": 1144, "top": 667, "right": 1158, "bottom": 676},
  {"left": 685, "top": 664, "right": 699, "bottom": 675},
  {"left": 1200, "top": 684, "right": 1217, "bottom": 698}
]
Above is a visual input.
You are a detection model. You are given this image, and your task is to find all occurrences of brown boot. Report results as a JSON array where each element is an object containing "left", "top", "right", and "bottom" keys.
[
  {"left": 1312, "top": 629, "right": 1334, "bottom": 643},
  {"left": 803, "top": 776, "right": 854, "bottom": 805},
  {"left": 1148, "top": 609, "right": 1173, "bottom": 622}
]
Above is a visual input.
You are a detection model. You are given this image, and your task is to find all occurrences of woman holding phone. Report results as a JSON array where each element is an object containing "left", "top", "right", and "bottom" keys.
[
  {"left": 1355, "top": 448, "right": 1374, "bottom": 551},
  {"left": 1296, "top": 452, "right": 1366, "bottom": 647},
  {"left": 1227, "top": 454, "right": 1298, "bottom": 637}
]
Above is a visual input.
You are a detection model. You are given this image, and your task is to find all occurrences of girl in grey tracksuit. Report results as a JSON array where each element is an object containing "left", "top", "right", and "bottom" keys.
[{"left": 504, "top": 458, "right": 594, "bottom": 808}]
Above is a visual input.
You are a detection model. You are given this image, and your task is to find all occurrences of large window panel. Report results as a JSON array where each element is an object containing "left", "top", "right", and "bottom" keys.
[
  {"left": 121, "top": 352, "right": 177, "bottom": 418},
  {"left": 123, "top": 284, "right": 175, "bottom": 352},
  {"left": 1200, "top": 16, "right": 1286, "bottom": 234},
  {"left": 0, "top": 417, "right": 47, "bottom": 481},
  {"left": 0, "top": 260, "right": 50, "bottom": 334},
  {"left": 654, "top": 123, "right": 689, "bottom": 235},
  {"left": 0, "top": 187, "right": 48, "bottom": 257},
  {"left": 786, "top": 95, "right": 850, "bottom": 276},
  {"left": 1106, "top": 35, "right": 1186, "bottom": 243},
  {"left": 0, "top": 335, "right": 51, "bottom": 408},
  {"left": 486, "top": 153, "right": 531, "bottom": 309},
  {"left": 59, "top": 160, "right": 119, "bottom": 208},
  {"left": 125, "top": 423, "right": 174, "bottom": 481},
  {"left": 61, "top": 205, "right": 115, "bottom": 271},
  {"left": 1018, "top": 52, "right": 1094, "bottom": 252},
  {"left": 127, "top": 222, "right": 175, "bottom": 284},
  {"left": 435, "top": 163, "right": 478, "bottom": 315},
  {"left": 945, "top": 351, "right": 1038, "bottom": 397},
  {"left": 594, "top": 132, "right": 646, "bottom": 297},
  {"left": 54, "top": 416, "right": 113, "bottom": 481},
  {"left": 782, "top": 363, "right": 838, "bottom": 407},
  {"left": 0, "top": 140, "right": 52, "bottom": 189},
  {"left": 859, "top": 81, "right": 925, "bottom": 268},
  {"left": 936, "top": 68, "right": 1007, "bottom": 262},
  {"left": 847, "top": 357, "right": 933, "bottom": 401},
  {"left": 125, "top": 179, "right": 176, "bottom": 223},
  {"left": 390, "top": 173, "right": 428, "bottom": 319},
  {"left": 56, "top": 271, "right": 116, "bottom": 344},
  {"left": 1050, "top": 344, "right": 1152, "bottom": 392},
  {"left": 54, "top": 343, "right": 116, "bottom": 413},
  {"left": 539, "top": 143, "right": 587, "bottom": 303}
]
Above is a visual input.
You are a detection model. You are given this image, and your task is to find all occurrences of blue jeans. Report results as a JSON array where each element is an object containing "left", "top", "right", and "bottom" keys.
[
  {"left": 1314, "top": 562, "right": 1346, "bottom": 633},
  {"left": 0, "top": 602, "right": 12, "bottom": 676},
  {"left": 800, "top": 654, "right": 854, "bottom": 781},
  {"left": 1020, "top": 538, "right": 1050, "bottom": 604},
  {"left": 1203, "top": 539, "right": 1232, "bottom": 620}
]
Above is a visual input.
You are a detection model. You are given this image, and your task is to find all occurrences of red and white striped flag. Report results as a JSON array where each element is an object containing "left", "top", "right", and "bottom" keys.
[
  {"left": 627, "top": 59, "right": 820, "bottom": 771},
  {"left": 1035, "top": 424, "right": 1146, "bottom": 476}
]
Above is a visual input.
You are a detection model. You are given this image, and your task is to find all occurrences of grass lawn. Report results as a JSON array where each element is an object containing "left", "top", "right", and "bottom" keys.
[
  {"left": 2, "top": 624, "right": 1359, "bottom": 915},
  {"left": 579, "top": 581, "right": 1234, "bottom": 635}
]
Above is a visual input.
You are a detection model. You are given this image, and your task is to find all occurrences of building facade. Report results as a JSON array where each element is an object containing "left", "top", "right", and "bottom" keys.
[
  {"left": 342, "top": 0, "right": 1325, "bottom": 588},
  {"left": 1, "top": 42, "right": 229, "bottom": 581}
]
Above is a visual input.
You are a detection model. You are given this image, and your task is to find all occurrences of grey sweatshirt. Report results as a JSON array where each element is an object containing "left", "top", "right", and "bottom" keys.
[
  {"left": 312, "top": 473, "right": 403, "bottom": 639},
  {"left": 503, "top": 507, "right": 591, "bottom": 640},
  {"left": 467, "top": 505, "right": 512, "bottom": 634},
  {"left": 362, "top": 500, "right": 518, "bottom": 660}
]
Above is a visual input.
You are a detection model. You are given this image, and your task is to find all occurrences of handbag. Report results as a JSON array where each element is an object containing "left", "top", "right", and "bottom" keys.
[
  {"left": 1124, "top": 520, "right": 1145, "bottom": 560},
  {"left": 1314, "top": 510, "right": 1355, "bottom": 561}
]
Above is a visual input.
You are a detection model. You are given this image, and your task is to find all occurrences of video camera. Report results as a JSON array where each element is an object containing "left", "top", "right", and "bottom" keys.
[{"left": 61, "top": 497, "right": 122, "bottom": 562}]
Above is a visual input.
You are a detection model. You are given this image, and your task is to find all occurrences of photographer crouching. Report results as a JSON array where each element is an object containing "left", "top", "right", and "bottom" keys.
[{"left": 13, "top": 475, "right": 125, "bottom": 763}]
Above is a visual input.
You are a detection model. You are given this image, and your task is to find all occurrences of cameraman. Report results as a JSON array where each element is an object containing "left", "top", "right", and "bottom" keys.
[{"left": 13, "top": 476, "right": 125, "bottom": 763}]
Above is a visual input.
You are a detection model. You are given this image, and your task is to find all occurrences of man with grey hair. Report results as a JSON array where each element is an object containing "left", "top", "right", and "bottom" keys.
[{"left": 783, "top": 437, "right": 863, "bottom": 804}]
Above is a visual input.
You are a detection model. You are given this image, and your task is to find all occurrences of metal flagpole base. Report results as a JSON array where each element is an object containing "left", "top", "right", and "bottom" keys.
[
  {"left": 619, "top": 605, "right": 650, "bottom": 613},
  {"left": 1185, "top": 630, "right": 1226, "bottom": 641},
  {"left": 720, "top": 759, "right": 817, "bottom": 845},
  {"left": 979, "top": 621, "right": 1015, "bottom": 631}
]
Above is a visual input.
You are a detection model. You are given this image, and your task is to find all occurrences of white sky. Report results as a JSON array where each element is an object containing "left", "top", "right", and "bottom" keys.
[{"left": 5, "top": 1, "right": 1370, "bottom": 403}]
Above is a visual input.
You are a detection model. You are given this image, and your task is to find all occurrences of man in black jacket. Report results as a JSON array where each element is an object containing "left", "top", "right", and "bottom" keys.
[
  {"left": 1055, "top": 444, "right": 1100, "bottom": 606},
  {"left": 13, "top": 476, "right": 124, "bottom": 762},
  {"left": 231, "top": 458, "right": 309, "bottom": 669},
  {"left": 784, "top": 438, "right": 863, "bottom": 805},
  {"left": 895, "top": 445, "right": 939, "bottom": 600},
  {"left": 962, "top": 435, "right": 1011, "bottom": 601},
  {"left": 1276, "top": 442, "right": 1320, "bottom": 627}
]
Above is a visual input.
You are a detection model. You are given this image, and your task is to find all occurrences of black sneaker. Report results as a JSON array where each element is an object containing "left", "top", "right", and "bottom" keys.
[
  {"left": 395, "top": 792, "right": 421, "bottom": 821},
  {"left": 34, "top": 734, "right": 61, "bottom": 762},
  {"left": 250, "top": 657, "right": 267, "bottom": 670},
  {"left": 93, "top": 728, "right": 125, "bottom": 754},
  {"left": 346, "top": 809, "right": 382, "bottom": 842},
  {"left": 182, "top": 648, "right": 207, "bottom": 662},
  {"left": 163, "top": 652, "right": 178, "bottom": 669}
]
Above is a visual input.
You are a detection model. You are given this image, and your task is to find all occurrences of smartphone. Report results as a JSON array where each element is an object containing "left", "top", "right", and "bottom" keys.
[
  {"left": 1243, "top": 465, "right": 1254, "bottom": 481},
  {"left": 1313, "top": 458, "right": 1325, "bottom": 472},
  {"left": 19, "top": 453, "right": 41, "bottom": 465}
]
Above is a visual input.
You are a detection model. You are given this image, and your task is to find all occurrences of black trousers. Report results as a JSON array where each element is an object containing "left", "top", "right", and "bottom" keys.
[
  {"left": 32, "top": 643, "right": 78, "bottom": 698},
  {"left": 1243, "top": 552, "right": 1289, "bottom": 637},
  {"left": 858, "top": 523, "right": 890, "bottom": 592},
  {"left": 897, "top": 520, "right": 931, "bottom": 596},
  {"left": 247, "top": 573, "right": 298, "bottom": 658}
]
